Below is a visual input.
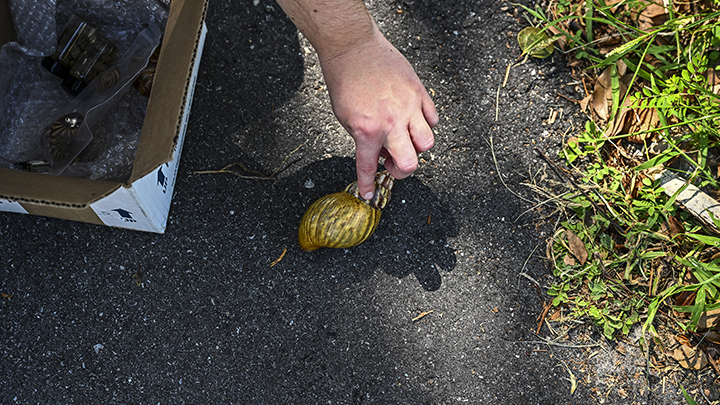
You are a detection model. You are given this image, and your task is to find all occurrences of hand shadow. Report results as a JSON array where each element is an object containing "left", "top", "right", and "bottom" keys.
[
  {"left": 280, "top": 157, "right": 458, "bottom": 291},
  {"left": 372, "top": 173, "right": 458, "bottom": 291},
  {"left": 187, "top": 0, "right": 306, "bottom": 173}
]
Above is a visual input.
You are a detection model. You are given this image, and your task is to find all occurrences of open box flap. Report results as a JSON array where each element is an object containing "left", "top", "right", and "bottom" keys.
[
  {"left": 130, "top": 0, "right": 208, "bottom": 182},
  {"left": 0, "top": 0, "right": 14, "bottom": 45},
  {"left": 0, "top": 0, "right": 207, "bottom": 232},
  {"left": 0, "top": 169, "right": 119, "bottom": 207}
]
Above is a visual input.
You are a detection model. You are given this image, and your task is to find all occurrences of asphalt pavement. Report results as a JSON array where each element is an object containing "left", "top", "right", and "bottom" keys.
[{"left": 0, "top": 0, "right": 658, "bottom": 403}]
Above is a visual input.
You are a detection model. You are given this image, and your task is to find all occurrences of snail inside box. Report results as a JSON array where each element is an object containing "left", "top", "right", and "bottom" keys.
[
  {"left": 0, "top": 0, "right": 169, "bottom": 180},
  {"left": 0, "top": 0, "right": 207, "bottom": 232}
]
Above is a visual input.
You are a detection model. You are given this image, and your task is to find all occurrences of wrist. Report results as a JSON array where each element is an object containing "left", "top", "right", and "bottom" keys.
[
  {"left": 275, "top": 0, "right": 378, "bottom": 62},
  {"left": 314, "top": 19, "right": 380, "bottom": 63}
]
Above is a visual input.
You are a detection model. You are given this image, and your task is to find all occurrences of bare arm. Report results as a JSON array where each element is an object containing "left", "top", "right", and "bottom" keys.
[
  {"left": 274, "top": 1, "right": 374, "bottom": 60},
  {"left": 276, "top": 0, "right": 438, "bottom": 199}
]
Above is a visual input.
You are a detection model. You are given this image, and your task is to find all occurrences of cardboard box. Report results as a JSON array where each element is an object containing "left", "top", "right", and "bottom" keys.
[{"left": 0, "top": 0, "right": 208, "bottom": 233}]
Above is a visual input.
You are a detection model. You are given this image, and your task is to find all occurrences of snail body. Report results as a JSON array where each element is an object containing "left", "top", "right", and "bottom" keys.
[{"left": 298, "top": 171, "right": 394, "bottom": 251}]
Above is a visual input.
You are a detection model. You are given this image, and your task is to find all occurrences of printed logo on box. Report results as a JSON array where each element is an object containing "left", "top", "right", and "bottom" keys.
[
  {"left": 157, "top": 164, "right": 168, "bottom": 193},
  {"left": 111, "top": 208, "right": 137, "bottom": 223},
  {"left": 96, "top": 208, "right": 137, "bottom": 223}
]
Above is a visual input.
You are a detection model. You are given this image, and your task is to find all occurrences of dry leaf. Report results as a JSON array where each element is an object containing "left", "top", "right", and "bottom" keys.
[
  {"left": 666, "top": 215, "right": 684, "bottom": 239},
  {"left": 604, "top": 95, "right": 633, "bottom": 138},
  {"left": 698, "top": 308, "right": 720, "bottom": 330},
  {"left": 622, "top": 172, "right": 639, "bottom": 199},
  {"left": 599, "top": 45, "right": 617, "bottom": 56},
  {"left": 546, "top": 25, "right": 567, "bottom": 51},
  {"left": 671, "top": 345, "right": 708, "bottom": 370},
  {"left": 625, "top": 107, "right": 660, "bottom": 143},
  {"left": 592, "top": 68, "right": 613, "bottom": 120},
  {"left": 676, "top": 334, "right": 690, "bottom": 345},
  {"left": 579, "top": 95, "right": 592, "bottom": 113},
  {"left": 707, "top": 69, "right": 720, "bottom": 95},
  {"left": 596, "top": 35, "right": 622, "bottom": 51},
  {"left": 591, "top": 61, "right": 628, "bottom": 121},
  {"left": 563, "top": 255, "right": 576, "bottom": 266},
  {"left": 565, "top": 230, "right": 589, "bottom": 265},
  {"left": 604, "top": 0, "right": 625, "bottom": 11},
  {"left": 637, "top": 3, "right": 669, "bottom": 32},
  {"left": 568, "top": 58, "right": 584, "bottom": 68},
  {"left": 675, "top": 290, "right": 696, "bottom": 307},
  {"left": 705, "top": 331, "right": 720, "bottom": 345}
]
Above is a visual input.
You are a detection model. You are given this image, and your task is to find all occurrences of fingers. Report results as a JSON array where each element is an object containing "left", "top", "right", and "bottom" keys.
[
  {"left": 384, "top": 129, "right": 418, "bottom": 179},
  {"left": 355, "top": 140, "right": 381, "bottom": 200},
  {"left": 385, "top": 107, "right": 434, "bottom": 178},
  {"left": 355, "top": 124, "right": 418, "bottom": 198},
  {"left": 422, "top": 93, "right": 439, "bottom": 128},
  {"left": 365, "top": 108, "right": 435, "bottom": 187},
  {"left": 409, "top": 114, "right": 434, "bottom": 153}
]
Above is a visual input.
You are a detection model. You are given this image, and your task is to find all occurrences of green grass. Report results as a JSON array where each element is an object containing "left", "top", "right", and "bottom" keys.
[{"left": 521, "top": 0, "right": 720, "bottom": 341}]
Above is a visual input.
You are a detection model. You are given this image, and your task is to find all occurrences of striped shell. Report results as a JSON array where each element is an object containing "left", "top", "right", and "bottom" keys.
[
  {"left": 298, "top": 171, "right": 393, "bottom": 251},
  {"left": 133, "top": 46, "right": 160, "bottom": 97},
  {"left": 99, "top": 67, "right": 120, "bottom": 91},
  {"left": 42, "top": 112, "right": 84, "bottom": 160}
]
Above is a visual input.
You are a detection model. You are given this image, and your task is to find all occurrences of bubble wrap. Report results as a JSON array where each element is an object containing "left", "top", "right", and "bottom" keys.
[
  {"left": 0, "top": 0, "right": 169, "bottom": 180},
  {"left": 8, "top": 0, "right": 57, "bottom": 56}
]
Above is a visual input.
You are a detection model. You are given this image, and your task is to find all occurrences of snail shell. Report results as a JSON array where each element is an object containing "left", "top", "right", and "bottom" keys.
[
  {"left": 98, "top": 67, "right": 120, "bottom": 91},
  {"left": 298, "top": 171, "right": 394, "bottom": 251},
  {"left": 133, "top": 46, "right": 160, "bottom": 97},
  {"left": 42, "top": 112, "right": 84, "bottom": 160}
]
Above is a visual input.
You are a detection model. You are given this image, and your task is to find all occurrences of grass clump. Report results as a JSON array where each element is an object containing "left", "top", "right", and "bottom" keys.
[{"left": 522, "top": 0, "right": 720, "bottom": 347}]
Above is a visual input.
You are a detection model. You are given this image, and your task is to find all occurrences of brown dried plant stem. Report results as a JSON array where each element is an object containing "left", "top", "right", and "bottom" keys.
[
  {"left": 488, "top": 136, "right": 535, "bottom": 204},
  {"left": 194, "top": 138, "right": 312, "bottom": 180},
  {"left": 534, "top": 147, "right": 626, "bottom": 235}
]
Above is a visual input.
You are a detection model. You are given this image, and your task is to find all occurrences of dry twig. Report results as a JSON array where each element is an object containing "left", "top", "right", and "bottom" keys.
[
  {"left": 270, "top": 248, "right": 287, "bottom": 268},
  {"left": 194, "top": 137, "right": 314, "bottom": 180},
  {"left": 412, "top": 310, "right": 434, "bottom": 322},
  {"left": 488, "top": 136, "right": 536, "bottom": 204}
]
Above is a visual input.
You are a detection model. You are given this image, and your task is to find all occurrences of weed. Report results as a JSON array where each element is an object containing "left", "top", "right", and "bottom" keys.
[{"left": 525, "top": 0, "right": 720, "bottom": 342}]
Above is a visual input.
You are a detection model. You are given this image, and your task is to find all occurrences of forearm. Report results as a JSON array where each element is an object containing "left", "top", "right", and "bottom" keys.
[
  {"left": 275, "top": 0, "right": 377, "bottom": 60},
  {"left": 276, "top": 0, "right": 438, "bottom": 197}
]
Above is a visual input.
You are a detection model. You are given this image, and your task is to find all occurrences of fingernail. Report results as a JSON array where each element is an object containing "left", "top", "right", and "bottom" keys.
[{"left": 363, "top": 191, "right": 374, "bottom": 200}]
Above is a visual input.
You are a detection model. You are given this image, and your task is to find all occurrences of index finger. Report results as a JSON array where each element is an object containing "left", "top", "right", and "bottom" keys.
[{"left": 355, "top": 141, "right": 382, "bottom": 200}]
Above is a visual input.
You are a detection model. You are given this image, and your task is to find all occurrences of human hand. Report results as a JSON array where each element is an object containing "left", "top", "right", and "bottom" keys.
[{"left": 318, "top": 29, "right": 439, "bottom": 200}]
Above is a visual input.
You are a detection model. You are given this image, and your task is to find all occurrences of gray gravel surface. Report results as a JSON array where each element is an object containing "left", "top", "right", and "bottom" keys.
[{"left": 1, "top": 0, "right": 682, "bottom": 403}]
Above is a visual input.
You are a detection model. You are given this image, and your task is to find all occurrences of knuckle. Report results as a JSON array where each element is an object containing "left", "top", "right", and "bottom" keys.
[
  {"left": 419, "top": 135, "right": 434, "bottom": 151},
  {"left": 348, "top": 117, "right": 382, "bottom": 139},
  {"left": 357, "top": 159, "right": 379, "bottom": 174},
  {"left": 395, "top": 157, "right": 418, "bottom": 174}
]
